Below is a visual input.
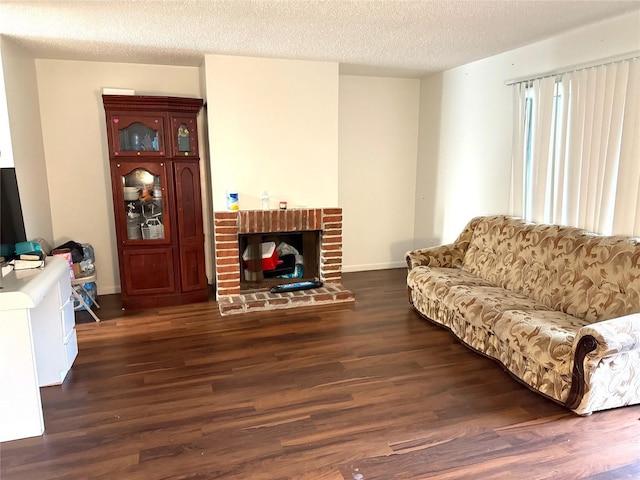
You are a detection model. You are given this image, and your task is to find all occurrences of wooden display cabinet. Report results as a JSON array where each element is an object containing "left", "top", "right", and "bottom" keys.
[{"left": 103, "top": 95, "right": 208, "bottom": 309}]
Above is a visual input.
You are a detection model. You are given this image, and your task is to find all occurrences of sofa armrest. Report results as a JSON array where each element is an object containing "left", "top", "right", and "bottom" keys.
[
  {"left": 406, "top": 216, "right": 485, "bottom": 271},
  {"left": 566, "top": 313, "right": 640, "bottom": 411},
  {"left": 575, "top": 313, "right": 640, "bottom": 357},
  {"left": 405, "top": 243, "right": 465, "bottom": 270}
]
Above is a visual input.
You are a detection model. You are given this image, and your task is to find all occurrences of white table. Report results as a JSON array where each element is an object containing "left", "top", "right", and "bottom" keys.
[{"left": 0, "top": 256, "right": 78, "bottom": 442}]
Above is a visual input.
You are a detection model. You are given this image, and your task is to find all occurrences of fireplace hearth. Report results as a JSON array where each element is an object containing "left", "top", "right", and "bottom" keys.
[{"left": 213, "top": 208, "right": 355, "bottom": 315}]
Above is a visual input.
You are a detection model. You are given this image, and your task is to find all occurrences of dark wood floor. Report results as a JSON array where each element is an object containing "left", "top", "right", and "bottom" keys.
[{"left": 1, "top": 268, "right": 639, "bottom": 479}]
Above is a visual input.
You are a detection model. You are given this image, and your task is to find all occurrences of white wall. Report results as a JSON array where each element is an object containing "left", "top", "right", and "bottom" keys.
[
  {"left": 339, "top": 75, "right": 420, "bottom": 271},
  {"left": 416, "top": 10, "right": 640, "bottom": 244},
  {"left": 204, "top": 55, "right": 339, "bottom": 211},
  {"left": 35, "top": 60, "right": 203, "bottom": 294},
  {"left": 0, "top": 38, "right": 53, "bottom": 243}
]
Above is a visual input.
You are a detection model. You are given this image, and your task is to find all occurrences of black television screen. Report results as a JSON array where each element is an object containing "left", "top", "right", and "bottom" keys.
[{"left": 0, "top": 167, "right": 27, "bottom": 259}]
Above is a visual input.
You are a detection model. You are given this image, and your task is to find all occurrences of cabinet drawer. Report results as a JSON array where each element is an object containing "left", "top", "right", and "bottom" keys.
[
  {"left": 61, "top": 300, "right": 75, "bottom": 338},
  {"left": 58, "top": 329, "right": 78, "bottom": 384},
  {"left": 59, "top": 276, "right": 72, "bottom": 304},
  {"left": 64, "top": 329, "right": 78, "bottom": 363}
]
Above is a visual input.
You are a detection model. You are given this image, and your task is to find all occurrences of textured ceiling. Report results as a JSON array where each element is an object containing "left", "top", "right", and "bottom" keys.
[{"left": 0, "top": 0, "right": 639, "bottom": 77}]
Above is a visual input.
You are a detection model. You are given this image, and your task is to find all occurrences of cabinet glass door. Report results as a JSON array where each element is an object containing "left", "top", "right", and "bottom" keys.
[
  {"left": 109, "top": 115, "right": 165, "bottom": 157},
  {"left": 170, "top": 116, "right": 198, "bottom": 157},
  {"left": 117, "top": 164, "right": 169, "bottom": 243}
]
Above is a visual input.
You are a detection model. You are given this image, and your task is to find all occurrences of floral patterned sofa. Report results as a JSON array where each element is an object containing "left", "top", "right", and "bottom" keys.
[{"left": 406, "top": 215, "right": 640, "bottom": 415}]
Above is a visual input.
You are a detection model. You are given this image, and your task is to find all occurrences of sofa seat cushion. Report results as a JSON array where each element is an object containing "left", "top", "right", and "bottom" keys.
[
  {"left": 407, "top": 267, "right": 496, "bottom": 329},
  {"left": 443, "top": 285, "right": 552, "bottom": 329},
  {"left": 493, "top": 309, "right": 592, "bottom": 374},
  {"left": 407, "top": 266, "right": 493, "bottom": 297}
]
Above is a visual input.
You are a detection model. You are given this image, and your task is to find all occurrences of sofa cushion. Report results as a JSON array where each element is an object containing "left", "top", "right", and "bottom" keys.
[
  {"left": 443, "top": 285, "right": 551, "bottom": 329},
  {"left": 407, "top": 266, "right": 495, "bottom": 329},
  {"left": 558, "top": 237, "right": 640, "bottom": 322},
  {"left": 461, "top": 216, "right": 640, "bottom": 322},
  {"left": 407, "top": 266, "right": 493, "bottom": 298},
  {"left": 493, "top": 309, "right": 592, "bottom": 374}
]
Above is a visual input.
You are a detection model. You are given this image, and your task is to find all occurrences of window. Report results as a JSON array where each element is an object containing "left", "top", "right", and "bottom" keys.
[
  {"left": 522, "top": 81, "right": 563, "bottom": 220},
  {"left": 511, "top": 58, "right": 640, "bottom": 236}
]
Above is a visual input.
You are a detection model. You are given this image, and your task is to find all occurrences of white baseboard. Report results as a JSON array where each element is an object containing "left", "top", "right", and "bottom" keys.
[
  {"left": 97, "top": 285, "right": 120, "bottom": 295},
  {"left": 342, "top": 261, "right": 406, "bottom": 273}
]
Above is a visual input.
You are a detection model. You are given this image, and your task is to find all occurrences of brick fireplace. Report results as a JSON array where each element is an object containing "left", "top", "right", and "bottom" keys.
[{"left": 213, "top": 208, "right": 355, "bottom": 315}]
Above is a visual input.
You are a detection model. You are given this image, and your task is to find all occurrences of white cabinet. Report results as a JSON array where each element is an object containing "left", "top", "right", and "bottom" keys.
[{"left": 0, "top": 256, "right": 78, "bottom": 442}]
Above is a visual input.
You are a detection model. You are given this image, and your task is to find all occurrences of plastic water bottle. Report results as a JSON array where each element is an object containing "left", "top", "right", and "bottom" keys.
[{"left": 261, "top": 191, "right": 269, "bottom": 210}]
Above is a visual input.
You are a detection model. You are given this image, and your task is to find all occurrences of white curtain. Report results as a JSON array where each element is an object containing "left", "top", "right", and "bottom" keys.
[{"left": 510, "top": 57, "right": 640, "bottom": 236}]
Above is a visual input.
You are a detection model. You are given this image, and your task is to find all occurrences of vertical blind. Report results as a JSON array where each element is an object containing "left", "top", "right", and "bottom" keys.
[{"left": 510, "top": 57, "right": 640, "bottom": 236}]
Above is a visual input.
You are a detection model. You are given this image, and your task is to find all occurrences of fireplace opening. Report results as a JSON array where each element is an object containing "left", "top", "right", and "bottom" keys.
[{"left": 239, "top": 231, "right": 320, "bottom": 291}]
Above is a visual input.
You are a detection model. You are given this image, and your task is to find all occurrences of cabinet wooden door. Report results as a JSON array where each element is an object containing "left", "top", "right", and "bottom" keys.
[
  {"left": 178, "top": 244, "right": 207, "bottom": 292},
  {"left": 121, "top": 247, "right": 177, "bottom": 296},
  {"left": 174, "top": 161, "right": 207, "bottom": 292}
]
